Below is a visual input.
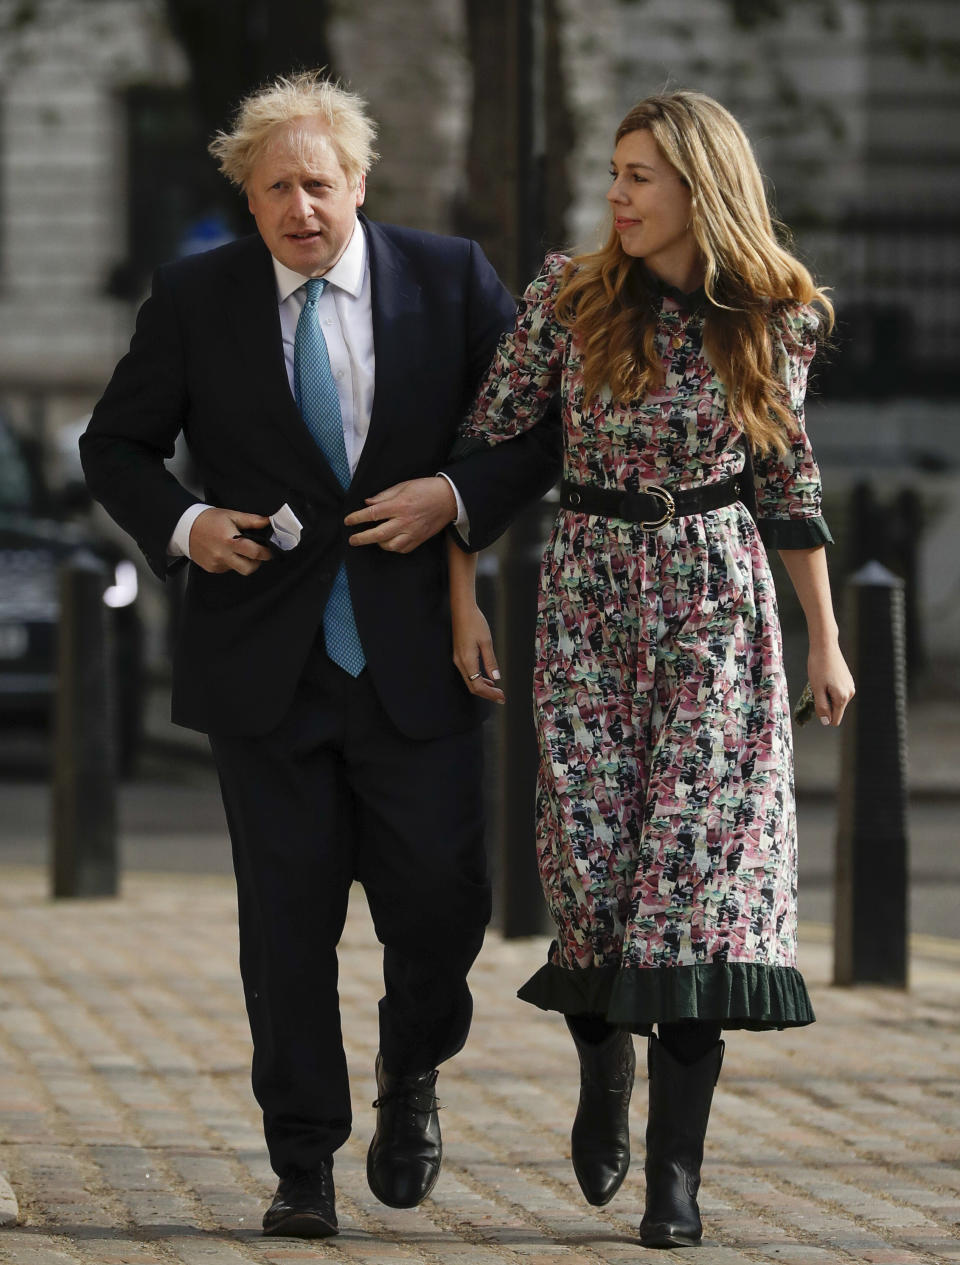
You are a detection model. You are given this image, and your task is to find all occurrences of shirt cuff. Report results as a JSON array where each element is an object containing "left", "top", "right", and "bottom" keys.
[
  {"left": 168, "top": 502, "right": 212, "bottom": 559},
  {"left": 436, "top": 472, "right": 470, "bottom": 544}
]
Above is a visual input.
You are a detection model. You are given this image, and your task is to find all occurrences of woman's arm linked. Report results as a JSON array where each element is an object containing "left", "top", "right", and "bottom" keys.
[
  {"left": 448, "top": 537, "right": 505, "bottom": 704},
  {"left": 777, "top": 545, "right": 855, "bottom": 726}
]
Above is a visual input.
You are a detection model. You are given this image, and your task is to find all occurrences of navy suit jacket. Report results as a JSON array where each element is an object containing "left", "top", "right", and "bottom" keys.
[{"left": 81, "top": 217, "right": 561, "bottom": 739}]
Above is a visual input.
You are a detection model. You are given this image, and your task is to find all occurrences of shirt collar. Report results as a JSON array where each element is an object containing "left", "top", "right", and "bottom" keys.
[{"left": 270, "top": 217, "right": 367, "bottom": 304}]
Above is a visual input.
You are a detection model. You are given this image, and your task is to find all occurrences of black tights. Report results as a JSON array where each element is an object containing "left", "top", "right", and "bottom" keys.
[
  {"left": 657, "top": 1020, "right": 723, "bottom": 1066},
  {"left": 569, "top": 1013, "right": 722, "bottom": 1066}
]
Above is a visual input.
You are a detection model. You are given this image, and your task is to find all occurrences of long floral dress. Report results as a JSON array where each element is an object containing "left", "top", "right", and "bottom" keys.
[{"left": 457, "top": 254, "right": 832, "bottom": 1033}]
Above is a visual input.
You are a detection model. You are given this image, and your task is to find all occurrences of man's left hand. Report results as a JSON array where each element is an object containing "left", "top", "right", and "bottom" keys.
[{"left": 345, "top": 477, "right": 456, "bottom": 552}]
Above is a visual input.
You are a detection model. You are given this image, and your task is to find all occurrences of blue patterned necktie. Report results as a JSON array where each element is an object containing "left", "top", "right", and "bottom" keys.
[{"left": 295, "top": 277, "right": 365, "bottom": 676}]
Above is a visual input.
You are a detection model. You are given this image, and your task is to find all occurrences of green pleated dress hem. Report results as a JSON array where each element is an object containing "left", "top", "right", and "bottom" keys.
[{"left": 517, "top": 954, "right": 816, "bottom": 1034}]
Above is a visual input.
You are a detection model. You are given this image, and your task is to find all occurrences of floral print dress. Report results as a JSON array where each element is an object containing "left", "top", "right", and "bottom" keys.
[{"left": 458, "top": 254, "right": 832, "bottom": 1032}]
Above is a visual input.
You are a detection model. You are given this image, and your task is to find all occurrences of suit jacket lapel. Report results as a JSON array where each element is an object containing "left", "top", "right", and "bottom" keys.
[
  {"left": 224, "top": 236, "right": 343, "bottom": 492},
  {"left": 351, "top": 215, "right": 424, "bottom": 489}
]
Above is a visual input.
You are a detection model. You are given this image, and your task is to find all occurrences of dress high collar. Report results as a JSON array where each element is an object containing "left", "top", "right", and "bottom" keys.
[{"left": 642, "top": 266, "right": 707, "bottom": 310}]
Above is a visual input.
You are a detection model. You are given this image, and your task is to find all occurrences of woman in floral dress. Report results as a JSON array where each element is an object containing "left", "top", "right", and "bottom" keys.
[{"left": 447, "top": 90, "right": 855, "bottom": 1249}]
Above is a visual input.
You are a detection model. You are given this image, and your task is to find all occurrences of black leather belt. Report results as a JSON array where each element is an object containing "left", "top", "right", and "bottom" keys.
[{"left": 560, "top": 473, "right": 745, "bottom": 530}]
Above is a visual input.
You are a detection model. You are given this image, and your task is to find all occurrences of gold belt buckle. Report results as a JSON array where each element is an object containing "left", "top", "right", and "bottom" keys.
[{"left": 639, "top": 484, "right": 676, "bottom": 531}]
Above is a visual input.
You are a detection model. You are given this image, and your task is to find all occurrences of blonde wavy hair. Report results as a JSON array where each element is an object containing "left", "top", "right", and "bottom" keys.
[
  {"left": 555, "top": 90, "right": 833, "bottom": 454},
  {"left": 209, "top": 70, "right": 379, "bottom": 191}
]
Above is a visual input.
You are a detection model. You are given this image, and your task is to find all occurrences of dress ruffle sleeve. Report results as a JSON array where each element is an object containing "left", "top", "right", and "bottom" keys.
[
  {"left": 450, "top": 252, "right": 568, "bottom": 460},
  {"left": 752, "top": 302, "right": 833, "bottom": 550}
]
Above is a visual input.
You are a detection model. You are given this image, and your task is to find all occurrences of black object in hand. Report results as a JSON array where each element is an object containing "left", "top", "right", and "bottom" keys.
[{"left": 235, "top": 524, "right": 275, "bottom": 550}]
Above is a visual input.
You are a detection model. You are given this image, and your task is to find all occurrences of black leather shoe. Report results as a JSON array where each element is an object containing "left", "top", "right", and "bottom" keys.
[
  {"left": 262, "top": 1162, "right": 338, "bottom": 1238},
  {"left": 366, "top": 1052, "right": 442, "bottom": 1208},
  {"left": 566, "top": 1016, "right": 635, "bottom": 1206}
]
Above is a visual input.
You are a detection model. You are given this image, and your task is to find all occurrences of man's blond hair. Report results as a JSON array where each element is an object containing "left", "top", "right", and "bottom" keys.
[{"left": 209, "top": 69, "right": 379, "bottom": 190}]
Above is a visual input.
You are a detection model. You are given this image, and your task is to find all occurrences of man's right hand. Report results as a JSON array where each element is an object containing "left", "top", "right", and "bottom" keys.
[{"left": 188, "top": 508, "right": 274, "bottom": 575}]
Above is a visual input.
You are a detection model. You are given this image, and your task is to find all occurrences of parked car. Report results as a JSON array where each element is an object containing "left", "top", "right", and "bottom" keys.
[{"left": 0, "top": 414, "right": 144, "bottom": 775}]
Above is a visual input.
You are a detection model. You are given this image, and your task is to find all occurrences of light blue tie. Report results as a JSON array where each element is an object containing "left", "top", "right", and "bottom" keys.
[{"left": 295, "top": 277, "right": 366, "bottom": 677}]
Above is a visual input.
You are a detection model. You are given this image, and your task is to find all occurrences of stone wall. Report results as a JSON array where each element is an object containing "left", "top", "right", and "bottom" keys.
[
  {"left": 0, "top": 0, "right": 186, "bottom": 427},
  {"left": 329, "top": 0, "right": 469, "bottom": 234}
]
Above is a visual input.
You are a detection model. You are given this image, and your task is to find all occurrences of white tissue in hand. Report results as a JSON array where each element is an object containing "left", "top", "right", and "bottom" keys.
[{"left": 269, "top": 503, "right": 303, "bottom": 552}]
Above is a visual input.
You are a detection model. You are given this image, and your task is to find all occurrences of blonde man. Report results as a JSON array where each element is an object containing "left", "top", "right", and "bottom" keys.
[{"left": 82, "top": 71, "right": 559, "bottom": 1238}]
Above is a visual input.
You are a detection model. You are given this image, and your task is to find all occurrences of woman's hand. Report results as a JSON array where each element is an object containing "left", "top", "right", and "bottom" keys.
[
  {"left": 777, "top": 545, "right": 855, "bottom": 727},
  {"left": 445, "top": 531, "right": 502, "bottom": 701},
  {"left": 807, "top": 639, "right": 855, "bottom": 727},
  {"left": 452, "top": 601, "right": 505, "bottom": 704}
]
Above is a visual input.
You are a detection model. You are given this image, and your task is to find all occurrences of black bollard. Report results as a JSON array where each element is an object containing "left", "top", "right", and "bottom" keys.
[
  {"left": 498, "top": 502, "right": 553, "bottom": 939},
  {"left": 893, "top": 487, "right": 925, "bottom": 683},
  {"left": 52, "top": 551, "right": 118, "bottom": 898},
  {"left": 833, "top": 561, "right": 909, "bottom": 986}
]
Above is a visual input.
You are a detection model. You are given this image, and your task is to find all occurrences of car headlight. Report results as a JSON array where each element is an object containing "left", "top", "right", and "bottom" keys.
[{"left": 102, "top": 559, "right": 138, "bottom": 609}]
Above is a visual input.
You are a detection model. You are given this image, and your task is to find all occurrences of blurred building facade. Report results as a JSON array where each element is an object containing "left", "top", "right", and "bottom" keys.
[{"left": 0, "top": 0, "right": 187, "bottom": 431}]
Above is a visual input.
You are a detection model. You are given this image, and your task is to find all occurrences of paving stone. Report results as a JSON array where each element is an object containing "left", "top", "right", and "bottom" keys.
[
  {"left": 0, "top": 1171, "right": 18, "bottom": 1227},
  {"left": 0, "top": 1232, "right": 85, "bottom": 1264}
]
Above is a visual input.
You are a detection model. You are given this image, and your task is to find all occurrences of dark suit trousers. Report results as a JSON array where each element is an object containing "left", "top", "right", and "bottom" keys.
[{"left": 209, "top": 652, "right": 491, "bottom": 1177}]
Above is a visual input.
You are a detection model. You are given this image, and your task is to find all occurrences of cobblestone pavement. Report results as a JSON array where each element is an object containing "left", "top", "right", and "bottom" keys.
[{"left": 1, "top": 867, "right": 959, "bottom": 1265}]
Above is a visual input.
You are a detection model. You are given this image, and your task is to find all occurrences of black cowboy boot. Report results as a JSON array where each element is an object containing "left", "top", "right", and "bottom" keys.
[
  {"left": 566, "top": 1016, "right": 635, "bottom": 1206},
  {"left": 366, "top": 1053, "right": 442, "bottom": 1208},
  {"left": 638, "top": 1033, "right": 724, "bottom": 1248}
]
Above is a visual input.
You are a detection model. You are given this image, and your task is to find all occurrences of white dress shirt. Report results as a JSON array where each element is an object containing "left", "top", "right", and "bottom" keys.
[{"left": 168, "top": 218, "right": 466, "bottom": 559}]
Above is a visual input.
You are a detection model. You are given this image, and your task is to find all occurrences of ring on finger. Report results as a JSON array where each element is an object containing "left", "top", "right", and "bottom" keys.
[{"left": 468, "top": 672, "right": 482, "bottom": 681}]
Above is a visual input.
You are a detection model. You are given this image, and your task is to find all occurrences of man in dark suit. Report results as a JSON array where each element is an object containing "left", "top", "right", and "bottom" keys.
[{"left": 81, "top": 71, "right": 558, "bottom": 1240}]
